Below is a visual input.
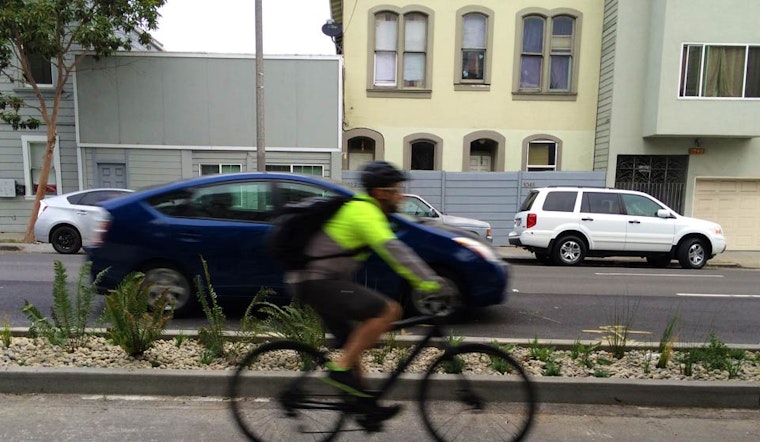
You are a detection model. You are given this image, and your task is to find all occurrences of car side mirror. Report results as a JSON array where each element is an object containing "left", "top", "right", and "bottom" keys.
[{"left": 657, "top": 209, "right": 674, "bottom": 219}]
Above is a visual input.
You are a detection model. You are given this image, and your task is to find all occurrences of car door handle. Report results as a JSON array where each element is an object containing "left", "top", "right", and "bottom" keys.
[
  {"left": 178, "top": 231, "right": 203, "bottom": 241},
  {"left": 628, "top": 220, "right": 641, "bottom": 224},
  {"left": 581, "top": 217, "right": 594, "bottom": 221},
  {"left": 76, "top": 210, "right": 88, "bottom": 216}
]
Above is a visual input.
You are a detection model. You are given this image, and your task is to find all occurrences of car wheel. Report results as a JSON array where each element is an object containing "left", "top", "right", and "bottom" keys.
[
  {"left": 142, "top": 266, "right": 196, "bottom": 316},
  {"left": 50, "top": 225, "right": 82, "bottom": 254},
  {"left": 677, "top": 238, "right": 708, "bottom": 270},
  {"left": 552, "top": 235, "right": 586, "bottom": 266},
  {"left": 646, "top": 254, "right": 671, "bottom": 268},
  {"left": 407, "top": 272, "right": 465, "bottom": 318}
]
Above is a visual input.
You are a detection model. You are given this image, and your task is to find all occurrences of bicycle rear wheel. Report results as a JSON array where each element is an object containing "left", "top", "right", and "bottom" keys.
[
  {"left": 418, "top": 343, "right": 536, "bottom": 442},
  {"left": 229, "top": 340, "right": 347, "bottom": 442}
]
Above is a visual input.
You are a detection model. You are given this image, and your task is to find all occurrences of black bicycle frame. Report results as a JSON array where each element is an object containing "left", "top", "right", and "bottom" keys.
[{"left": 370, "top": 314, "right": 450, "bottom": 401}]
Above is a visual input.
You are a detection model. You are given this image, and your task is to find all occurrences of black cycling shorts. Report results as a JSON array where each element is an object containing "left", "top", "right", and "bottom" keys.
[{"left": 288, "top": 279, "right": 392, "bottom": 347}]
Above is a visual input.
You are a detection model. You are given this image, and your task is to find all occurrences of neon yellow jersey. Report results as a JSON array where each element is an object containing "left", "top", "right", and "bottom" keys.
[{"left": 323, "top": 194, "right": 395, "bottom": 253}]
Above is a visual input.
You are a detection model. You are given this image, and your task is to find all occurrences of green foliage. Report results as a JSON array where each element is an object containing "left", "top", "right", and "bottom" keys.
[
  {"left": 571, "top": 340, "right": 601, "bottom": 370},
  {"left": 238, "top": 288, "right": 273, "bottom": 337},
  {"left": 593, "top": 368, "right": 611, "bottom": 378},
  {"left": 174, "top": 333, "right": 187, "bottom": 348},
  {"left": 528, "top": 337, "right": 556, "bottom": 363},
  {"left": 102, "top": 272, "right": 173, "bottom": 357},
  {"left": 656, "top": 311, "right": 681, "bottom": 369},
  {"left": 22, "top": 261, "right": 105, "bottom": 351},
  {"left": 544, "top": 360, "right": 561, "bottom": 376},
  {"left": 255, "top": 300, "right": 325, "bottom": 350},
  {"left": 441, "top": 352, "right": 465, "bottom": 374},
  {"left": 0, "top": 0, "right": 166, "bottom": 126},
  {"left": 605, "top": 297, "right": 641, "bottom": 359},
  {"left": 371, "top": 331, "right": 400, "bottom": 365},
  {"left": 194, "top": 258, "right": 227, "bottom": 358},
  {"left": 488, "top": 341, "right": 516, "bottom": 374},
  {"left": 681, "top": 333, "right": 746, "bottom": 379},
  {"left": 1, "top": 317, "right": 11, "bottom": 347}
]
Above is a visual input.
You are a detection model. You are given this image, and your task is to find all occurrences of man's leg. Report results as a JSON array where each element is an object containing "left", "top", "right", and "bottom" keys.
[{"left": 337, "top": 301, "right": 401, "bottom": 370}]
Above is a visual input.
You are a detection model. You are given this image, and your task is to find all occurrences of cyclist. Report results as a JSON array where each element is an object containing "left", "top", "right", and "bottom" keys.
[{"left": 285, "top": 160, "right": 442, "bottom": 418}]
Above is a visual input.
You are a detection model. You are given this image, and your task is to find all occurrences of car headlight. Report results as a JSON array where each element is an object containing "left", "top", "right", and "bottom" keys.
[{"left": 453, "top": 236, "right": 500, "bottom": 262}]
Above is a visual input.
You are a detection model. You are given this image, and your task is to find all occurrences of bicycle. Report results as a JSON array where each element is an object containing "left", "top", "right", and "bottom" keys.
[{"left": 229, "top": 313, "right": 536, "bottom": 441}]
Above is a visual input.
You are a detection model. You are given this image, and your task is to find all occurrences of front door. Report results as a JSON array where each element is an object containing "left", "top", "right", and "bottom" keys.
[
  {"left": 98, "top": 163, "right": 127, "bottom": 188},
  {"left": 621, "top": 193, "right": 675, "bottom": 252}
]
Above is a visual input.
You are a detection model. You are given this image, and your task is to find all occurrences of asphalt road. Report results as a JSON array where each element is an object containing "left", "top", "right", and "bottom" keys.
[
  {"left": 1, "top": 252, "right": 758, "bottom": 345},
  {"left": 0, "top": 394, "right": 758, "bottom": 442}
]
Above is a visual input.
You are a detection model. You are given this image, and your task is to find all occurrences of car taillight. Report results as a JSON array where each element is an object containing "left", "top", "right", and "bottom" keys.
[
  {"left": 91, "top": 215, "right": 112, "bottom": 247},
  {"left": 526, "top": 213, "right": 537, "bottom": 229},
  {"left": 37, "top": 202, "right": 48, "bottom": 217}
]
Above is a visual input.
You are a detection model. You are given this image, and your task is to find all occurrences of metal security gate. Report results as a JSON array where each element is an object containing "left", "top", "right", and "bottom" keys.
[{"left": 615, "top": 155, "right": 688, "bottom": 214}]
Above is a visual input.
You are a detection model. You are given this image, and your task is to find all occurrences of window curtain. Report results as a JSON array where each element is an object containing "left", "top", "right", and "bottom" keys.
[
  {"left": 549, "top": 56, "right": 570, "bottom": 90},
  {"left": 520, "top": 17, "right": 544, "bottom": 89},
  {"left": 375, "top": 13, "right": 398, "bottom": 84},
  {"left": 702, "top": 46, "right": 745, "bottom": 97},
  {"left": 403, "top": 13, "right": 427, "bottom": 86},
  {"left": 462, "top": 14, "right": 486, "bottom": 80}
]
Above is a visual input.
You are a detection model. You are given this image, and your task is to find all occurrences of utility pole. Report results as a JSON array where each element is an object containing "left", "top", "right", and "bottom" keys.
[{"left": 255, "top": 0, "right": 266, "bottom": 171}]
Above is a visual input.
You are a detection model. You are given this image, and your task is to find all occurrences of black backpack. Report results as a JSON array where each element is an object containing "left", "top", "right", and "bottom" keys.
[{"left": 267, "top": 195, "right": 369, "bottom": 270}]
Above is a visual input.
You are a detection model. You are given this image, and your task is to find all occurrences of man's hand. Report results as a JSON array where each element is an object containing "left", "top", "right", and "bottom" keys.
[{"left": 416, "top": 280, "right": 441, "bottom": 293}]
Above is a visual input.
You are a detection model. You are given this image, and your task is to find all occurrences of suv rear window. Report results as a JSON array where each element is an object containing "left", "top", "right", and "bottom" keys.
[
  {"left": 542, "top": 191, "right": 578, "bottom": 212},
  {"left": 518, "top": 191, "right": 539, "bottom": 211}
]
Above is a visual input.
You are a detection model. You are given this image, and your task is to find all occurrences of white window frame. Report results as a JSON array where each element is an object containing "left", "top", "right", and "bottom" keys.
[
  {"left": 21, "top": 135, "right": 62, "bottom": 199},
  {"left": 524, "top": 138, "right": 560, "bottom": 172},
  {"left": 199, "top": 163, "right": 242, "bottom": 176},
  {"left": 265, "top": 164, "right": 324, "bottom": 176},
  {"left": 22, "top": 53, "right": 55, "bottom": 89},
  {"left": 679, "top": 43, "right": 760, "bottom": 99}
]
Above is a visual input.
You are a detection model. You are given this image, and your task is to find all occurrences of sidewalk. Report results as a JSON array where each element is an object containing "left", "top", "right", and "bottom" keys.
[{"left": 497, "top": 245, "right": 760, "bottom": 269}]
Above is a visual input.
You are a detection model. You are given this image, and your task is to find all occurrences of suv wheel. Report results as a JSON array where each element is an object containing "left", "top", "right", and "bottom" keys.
[
  {"left": 552, "top": 235, "right": 586, "bottom": 266},
  {"left": 678, "top": 238, "right": 708, "bottom": 270}
]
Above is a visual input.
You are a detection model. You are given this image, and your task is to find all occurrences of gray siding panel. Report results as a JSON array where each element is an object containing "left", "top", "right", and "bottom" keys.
[
  {"left": 594, "top": 0, "right": 618, "bottom": 172},
  {"left": 76, "top": 54, "right": 341, "bottom": 150}
]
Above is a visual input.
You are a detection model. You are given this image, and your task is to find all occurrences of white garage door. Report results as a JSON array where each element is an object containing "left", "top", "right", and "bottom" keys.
[{"left": 693, "top": 179, "right": 760, "bottom": 250}]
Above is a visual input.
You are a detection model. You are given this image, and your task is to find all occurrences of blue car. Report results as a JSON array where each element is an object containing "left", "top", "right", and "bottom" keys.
[{"left": 85, "top": 173, "right": 508, "bottom": 316}]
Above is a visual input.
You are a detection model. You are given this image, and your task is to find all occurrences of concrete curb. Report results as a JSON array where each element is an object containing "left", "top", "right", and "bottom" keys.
[{"left": 1, "top": 366, "right": 758, "bottom": 409}]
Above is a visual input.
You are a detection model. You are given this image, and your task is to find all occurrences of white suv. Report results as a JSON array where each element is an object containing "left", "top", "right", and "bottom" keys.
[{"left": 508, "top": 187, "right": 726, "bottom": 269}]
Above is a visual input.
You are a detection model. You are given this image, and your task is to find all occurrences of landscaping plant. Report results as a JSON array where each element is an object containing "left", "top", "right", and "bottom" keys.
[
  {"left": 22, "top": 260, "right": 105, "bottom": 351},
  {"left": 194, "top": 258, "right": 227, "bottom": 358},
  {"left": 102, "top": 272, "right": 173, "bottom": 357}
]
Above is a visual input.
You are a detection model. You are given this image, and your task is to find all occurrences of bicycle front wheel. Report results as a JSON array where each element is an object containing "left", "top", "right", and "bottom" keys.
[
  {"left": 229, "top": 340, "right": 346, "bottom": 442},
  {"left": 418, "top": 343, "right": 536, "bottom": 442}
]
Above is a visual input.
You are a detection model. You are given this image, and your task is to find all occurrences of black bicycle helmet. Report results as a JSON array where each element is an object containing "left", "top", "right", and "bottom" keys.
[{"left": 360, "top": 161, "right": 408, "bottom": 190}]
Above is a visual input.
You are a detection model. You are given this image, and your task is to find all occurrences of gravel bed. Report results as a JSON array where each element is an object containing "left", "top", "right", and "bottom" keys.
[{"left": 2, "top": 336, "right": 759, "bottom": 382}]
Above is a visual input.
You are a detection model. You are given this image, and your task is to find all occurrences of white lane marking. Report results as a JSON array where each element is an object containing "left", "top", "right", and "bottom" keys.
[
  {"left": 677, "top": 293, "right": 760, "bottom": 298},
  {"left": 595, "top": 272, "right": 723, "bottom": 278}
]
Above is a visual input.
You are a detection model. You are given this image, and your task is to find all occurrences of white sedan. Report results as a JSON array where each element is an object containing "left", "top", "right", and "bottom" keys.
[{"left": 33, "top": 188, "right": 133, "bottom": 254}]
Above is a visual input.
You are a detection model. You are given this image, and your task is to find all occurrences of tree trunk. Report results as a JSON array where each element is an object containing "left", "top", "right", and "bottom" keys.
[{"left": 22, "top": 126, "right": 57, "bottom": 243}]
